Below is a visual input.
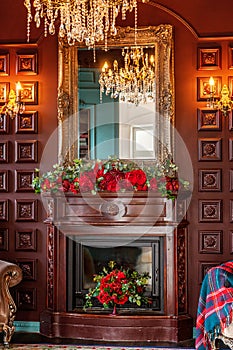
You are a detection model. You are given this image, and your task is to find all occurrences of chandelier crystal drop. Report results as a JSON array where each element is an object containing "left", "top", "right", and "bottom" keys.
[
  {"left": 24, "top": 0, "right": 143, "bottom": 49},
  {"left": 98, "top": 46, "right": 156, "bottom": 106}
]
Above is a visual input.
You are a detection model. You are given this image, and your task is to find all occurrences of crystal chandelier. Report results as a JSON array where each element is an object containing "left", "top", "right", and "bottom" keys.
[
  {"left": 24, "top": 0, "right": 143, "bottom": 49},
  {"left": 98, "top": 46, "right": 156, "bottom": 105}
]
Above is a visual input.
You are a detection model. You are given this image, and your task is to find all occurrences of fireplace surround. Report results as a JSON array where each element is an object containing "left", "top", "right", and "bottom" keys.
[
  {"left": 67, "top": 236, "right": 163, "bottom": 313},
  {"left": 40, "top": 191, "right": 193, "bottom": 344}
]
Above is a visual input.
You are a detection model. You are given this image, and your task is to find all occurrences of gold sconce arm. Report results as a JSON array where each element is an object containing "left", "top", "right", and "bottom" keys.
[
  {"left": 0, "top": 84, "right": 25, "bottom": 121},
  {"left": 207, "top": 77, "right": 233, "bottom": 117},
  {"left": 216, "top": 85, "right": 233, "bottom": 117}
]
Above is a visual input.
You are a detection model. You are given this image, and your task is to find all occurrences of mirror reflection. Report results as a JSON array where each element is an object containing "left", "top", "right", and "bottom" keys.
[
  {"left": 78, "top": 46, "right": 156, "bottom": 159},
  {"left": 57, "top": 25, "right": 174, "bottom": 163}
]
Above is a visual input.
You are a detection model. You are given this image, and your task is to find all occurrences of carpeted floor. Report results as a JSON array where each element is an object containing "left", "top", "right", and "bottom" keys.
[{"left": 2, "top": 346, "right": 195, "bottom": 350}]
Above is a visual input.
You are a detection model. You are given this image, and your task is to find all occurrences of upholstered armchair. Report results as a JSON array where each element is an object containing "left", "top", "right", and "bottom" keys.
[{"left": 0, "top": 260, "right": 22, "bottom": 347}]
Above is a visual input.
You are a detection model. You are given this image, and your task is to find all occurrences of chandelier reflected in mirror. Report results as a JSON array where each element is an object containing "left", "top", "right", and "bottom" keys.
[
  {"left": 24, "top": 0, "right": 147, "bottom": 49},
  {"left": 99, "top": 46, "right": 156, "bottom": 106}
]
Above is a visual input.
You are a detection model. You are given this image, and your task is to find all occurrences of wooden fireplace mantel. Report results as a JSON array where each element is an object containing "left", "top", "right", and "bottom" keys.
[{"left": 40, "top": 191, "right": 193, "bottom": 344}]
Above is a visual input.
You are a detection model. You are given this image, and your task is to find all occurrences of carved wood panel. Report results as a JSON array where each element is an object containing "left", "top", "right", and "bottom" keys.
[
  {"left": 199, "top": 262, "right": 220, "bottom": 283},
  {"left": 198, "top": 169, "right": 222, "bottom": 191},
  {"left": 16, "top": 288, "right": 37, "bottom": 310},
  {"left": 15, "top": 169, "right": 35, "bottom": 192},
  {"left": 197, "top": 108, "right": 221, "bottom": 131},
  {"left": 15, "top": 199, "right": 37, "bottom": 221},
  {"left": 15, "top": 229, "right": 37, "bottom": 251},
  {"left": 0, "top": 228, "right": 8, "bottom": 251},
  {"left": 198, "top": 138, "right": 222, "bottom": 161},
  {"left": 15, "top": 111, "right": 38, "bottom": 133},
  {"left": 0, "top": 199, "right": 8, "bottom": 221},
  {"left": 199, "top": 230, "right": 223, "bottom": 254},
  {"left": 0, "top": 141, "right": 9, "bottom": 163},
  {"left": 199, "top": 199, "right": 222, "bottom": 222},
  {"left": 15, "top": 140, "right": 38, "bottom": 162},
  {"left": 0, "top": 170, "right": 8, "bottom": 192},
  {"left": 0, "top": 114, "right": 9, "bottom": 133},
  {"left": 15, "top": 258, "right": 37, "bottom": 281}
]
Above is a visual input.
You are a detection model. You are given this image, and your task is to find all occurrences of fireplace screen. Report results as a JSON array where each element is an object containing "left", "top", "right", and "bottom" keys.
[{"left": 67, "top": 237, "right": 164, "bottom": 313}]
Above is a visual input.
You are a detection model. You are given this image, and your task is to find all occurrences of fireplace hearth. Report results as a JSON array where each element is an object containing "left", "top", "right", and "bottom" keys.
[{"left": 40, "top": 192, "right": 193, "bottom": 344}]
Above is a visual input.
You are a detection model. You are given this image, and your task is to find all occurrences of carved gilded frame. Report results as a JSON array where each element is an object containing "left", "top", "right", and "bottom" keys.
[{"left": 57, "top": 25, "right": 174, "bottom": 163}]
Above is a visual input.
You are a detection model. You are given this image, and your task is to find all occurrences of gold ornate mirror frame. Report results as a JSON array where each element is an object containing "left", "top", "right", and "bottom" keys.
[{"left": 57, "top": 24, "right": 174, "bottom": 163}]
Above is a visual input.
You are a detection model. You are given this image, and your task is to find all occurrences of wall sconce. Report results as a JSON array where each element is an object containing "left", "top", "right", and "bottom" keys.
[
  {"left": 207, "top": 76, "right": 233, "bottom": 116},
  {"left": 0, "top": 82, "right": 25, "bottom": 121}
]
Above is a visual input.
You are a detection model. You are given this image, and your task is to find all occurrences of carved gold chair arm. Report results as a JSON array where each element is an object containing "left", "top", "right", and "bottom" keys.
[{"left": 0, "top": 260, "right": 22, "bottom": 348}]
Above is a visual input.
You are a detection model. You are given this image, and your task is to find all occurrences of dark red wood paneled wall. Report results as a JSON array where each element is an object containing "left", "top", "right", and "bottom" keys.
[
  {"left": 0, "top": 36, "right": 58, "bottom": 321},
  {"left": 185, "top": 39, "right": 233, "bottom": 319}
]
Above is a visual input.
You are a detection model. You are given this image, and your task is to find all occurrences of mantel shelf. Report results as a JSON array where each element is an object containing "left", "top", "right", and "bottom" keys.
[{"left": 42, "top": 191, "right": 188, "bottom": 226}]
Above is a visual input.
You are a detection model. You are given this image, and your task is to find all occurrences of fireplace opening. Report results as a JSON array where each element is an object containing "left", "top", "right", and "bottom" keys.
[{"left": 67, "top": 236, "right": 164, "bottom": 314}]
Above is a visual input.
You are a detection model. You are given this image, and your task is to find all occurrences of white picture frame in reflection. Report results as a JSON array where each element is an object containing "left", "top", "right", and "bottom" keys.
[
  {"left": 132, "top": 126, "right": 154, "bottom": 159},
  {"left": 119, "top": 100, "right": 156, "bottom": 159}
]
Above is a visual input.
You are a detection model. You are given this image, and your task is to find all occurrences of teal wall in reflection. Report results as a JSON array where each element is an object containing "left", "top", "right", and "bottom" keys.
[{"left": 78, "top": 68, "right": 119, "bottom": 159}]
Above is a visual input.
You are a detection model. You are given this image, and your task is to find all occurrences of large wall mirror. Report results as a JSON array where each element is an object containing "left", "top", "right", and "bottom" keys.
[{"left": 57, "top": 25, "right": 174, "bottom": 163}]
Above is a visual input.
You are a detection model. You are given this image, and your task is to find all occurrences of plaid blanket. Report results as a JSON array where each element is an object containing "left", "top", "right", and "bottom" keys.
[{"left": 195, "top": 261, "right": 233, "bottom": 350}]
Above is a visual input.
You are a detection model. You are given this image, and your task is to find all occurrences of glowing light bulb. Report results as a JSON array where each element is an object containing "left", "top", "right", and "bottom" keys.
[
  {"left": 209, "top": 77, "right": 215, "bottom": 93},
  {"left": 16, "top": 82, "right": 22, "bottom": 99},
  {"left": 102, "top": 62, "right": 108, "bottom": 72}
]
